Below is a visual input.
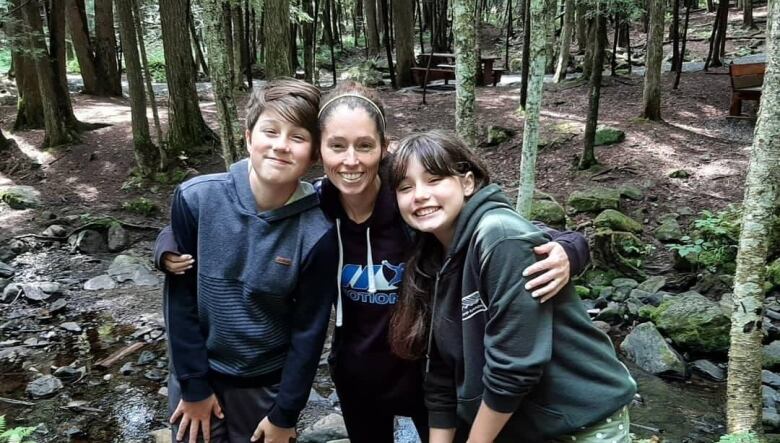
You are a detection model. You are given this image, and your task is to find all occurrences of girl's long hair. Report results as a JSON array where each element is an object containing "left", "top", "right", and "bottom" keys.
[{"left": 388, "top": 131, "right": 490, "bottom": 359}]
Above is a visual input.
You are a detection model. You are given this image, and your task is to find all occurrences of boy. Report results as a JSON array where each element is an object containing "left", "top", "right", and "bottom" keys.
[{"left": 164, "top": 79, "right": 337, "bottom": 443}]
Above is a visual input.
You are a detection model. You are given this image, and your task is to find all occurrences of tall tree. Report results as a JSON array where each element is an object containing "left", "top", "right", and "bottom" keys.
[
  {"left": 453, "top": 0, "right": 478, "bottom": 146},
  {"left": 265, "top": 0, "right": 292, "bottom": 77},
  {"left": 65, "top": 0, "right": 101, "bottom": 95},
  {"left": 94, "top": 0, "right": 122, "bottom": 96},
  {"left": 576, "top": 1, "right": 587, "bottom": 52},
  {"left": 393, "top": 0, "right": 416, "bottom": 86},
  {"left": 516, "top": 0, "right": 553, "bottom": 216},
  {"left": 189, "top": 6, "right": 210, "bottom": 78},
  {"left": 725, "top": 1, "right": 780, "bottom": 439},
  {"left": 641, "top": 0, "right": 664, "bottom": 120},
  {"left": 432, "top": 0, "right": 449, "bottom": 51},
  {"left": 232, "top": 3, "right": 248, "bottom": 88},
  {"left": 743, "top": 0, "right": 754, "bottom": 29},
  {"left": 519, "top": 0, "right": 531, "bottom": 108},
  {"left": 553, "top": 0, "right": 574, "bottom": 82},
  {"left": 365, "top": 0, "right": 381, "bottom": 55},
  {"left": 116, "top": 0, "right": 159, "bottom": 175},
  {"left": 379, "top": 0, "right": 396, "bottom": 87},
  {"left": 302, "top": 0, "right": 315, "bottom": 82},
  {"left": 132, "top": 0, "right": 163, "bottom": 154},
  {"left": 9, "top": 0, "right": 44, "bottom": 130},
  {"left": 579, "top": 8, "right": 607, "bottom": 170},
  {"left": 160, "top": 0, "right": 219, "bottom": 154},
  {"left": 202, "top": 0, "right": 243, "bottom": 168}
]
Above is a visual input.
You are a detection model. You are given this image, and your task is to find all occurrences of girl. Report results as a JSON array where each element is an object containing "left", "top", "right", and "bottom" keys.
[
  {"left": 157, "top": 82, "right": 591, "bottom": 443},
  {"left": 389, "top": 131, "right": 636, "bottom": 443}
]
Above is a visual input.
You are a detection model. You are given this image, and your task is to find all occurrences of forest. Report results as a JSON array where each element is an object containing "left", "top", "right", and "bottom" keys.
[{"left": 0, "top": 0, "right": 778, "bottom": 441}]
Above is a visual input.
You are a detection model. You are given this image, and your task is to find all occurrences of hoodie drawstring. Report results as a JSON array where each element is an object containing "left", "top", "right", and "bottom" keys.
[
  {"left": 336, "top": 218, "right": 344, "bottom": 327},
  {"left": 366, "top": 227, "right": 376, "bottom": 294}
]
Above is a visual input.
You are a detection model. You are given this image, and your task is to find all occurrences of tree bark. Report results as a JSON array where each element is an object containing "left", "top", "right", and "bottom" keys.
[
  {"left": 189, "top": 6, "right": 210, "bottom": 78},
  {"left": 576, "top": 0, "right": 587, "bottom": 52},
  {"left": 202, "top": 0, "right": 243, "bottom": 168},
  {"left": 232, "top": 4, "right": 247, "bottom": 88},
  {"left": 553, "top": 0, "right": 574, "bottom": 82},
  {"left": 9, "top": 0, "right": 44, "bottom": 130},
  {"left": 671, "top": 0, "right": 681, "bottom": 71},
  {"left": 453, "top": 0, "right": 477, "bottom": 146},
  {"left": 743, "top": 0, "right": 754, "bottom": 29},
  {"left": 579, "top": 11, "right": 606, "bottom": 170},
  {"left": 379, "top": 0, "right": 396, "bottom": 87},
  {"left": 47, "top": 0, "right": 82, "bottom": 132},
  {"left": 726, "top": 1, "right": 780, "bottom": 437},
  {"left": 302, "top": 0, "right": 315, "bottom": 82},
  {"left": 116, "top": 0, "right": 159, "bottom": 175},
  {"left": 365, "top": 0, "right": 381, "bottom": 55},
  {"left": 433, "top": 0, "right": 449, "bottom": 51},
  {"left": 641, "top": 0, "right": 665, "bottom": 120},
  {"left": 94, "top": 0, "right": 122, "bottom": 96},
  {"left": 516, "top": 0, "right": 552, "bottom": 216},
  {"left": 393, "top": 0, "right": 416, "bottom": 86},
  {"left": 520, "top": 0, "right": 531, "bottom": 108},
  {"left": 65, "top": 0, "right": 101, "bottom": 95},
  {"left": 674, "top": 0, "right": 691, "bottom": 89},
  {"left": 265, "top": 0, "right": 292, "bottom": 78},
  {"left": 544, "top": 0, "right": 557, "bottom": 74}
]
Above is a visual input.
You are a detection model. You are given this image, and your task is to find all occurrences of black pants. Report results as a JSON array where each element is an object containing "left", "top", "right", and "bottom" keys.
[{"left": 338, "top": 391, "right": 429, "bottom": 443}]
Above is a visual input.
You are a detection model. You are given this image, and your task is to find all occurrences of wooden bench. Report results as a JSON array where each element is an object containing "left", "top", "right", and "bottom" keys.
[
  {"left": 729, "top": 62, "right": 765, "bottom": 116},
  {"left": 489, "top": 68, "right": 505, "bottom": 86},
  {"left": 411, "top": 66, "right": 456, "bottom": 86}
]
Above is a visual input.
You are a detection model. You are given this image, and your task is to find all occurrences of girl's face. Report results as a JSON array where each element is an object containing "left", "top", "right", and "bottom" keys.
[
  {"left": 320, "top": 105, "right": 383, "bottom": 197},
  {"left": 245, "top": 110, "right": 314, "bottom": 187},
  {"left": 395, "top": 157, "right": 475, "bottom": 247}
]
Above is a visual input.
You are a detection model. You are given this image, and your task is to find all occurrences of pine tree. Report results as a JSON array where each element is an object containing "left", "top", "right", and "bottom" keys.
[
  {"left": 94, "top": 0, "right": 122, "bottom": 96},
  {"left": 453, "top": 0, "right": 478, "bottom": 147},
  {"left": 641, "top": 0, "right": 665, "bottom": 120},
  {"left": 393, "top": 0, "right": 415, "bottom": 86}
]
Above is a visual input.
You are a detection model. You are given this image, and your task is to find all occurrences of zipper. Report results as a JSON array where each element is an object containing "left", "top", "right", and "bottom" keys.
[{"left": 425, "top": 256, "right": 452, "bottom": 376}]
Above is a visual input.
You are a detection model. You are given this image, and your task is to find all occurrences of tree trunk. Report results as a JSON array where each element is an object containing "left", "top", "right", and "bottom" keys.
[
  {"left": 641, "top": 0, "right": 664, "bottom": 120},
  {"left": 116, "top": 0, "right": 159, "bottom": 175},
  {"left": 671, "top": 0, "right": 681, "bottom": 71},
  {"left": 47, "top": 0, "right": 82, "bottom": 133},
  {"left": 9, "top": 0, "right": 44, "bottom": 130},
  {"left": 576, "top": 1, "right": 587, "bottom": 52},
  {"left": 94, "top": 0, "right": 122, "bottom": 96},
  {"left": 579, "top": 11, "right": 606, "bottom": 170},
  {"left": 743, "top": 0, "right": 754, "bottom": 28},
  {"left": 379, "top": 0, "right": 396, "bottom": 87},
  {"left": 707, "top": 0, "right": 729, "bottom": 67},
  {"left": 520, "top": 0, "right": 531, "bottom": 108},
  {"left": 160, "top": 0, "right": 219, "bottom": 155},
  {"left": 334, "top": 0, "right": 343, "bottom": 49},
  {"left": 582, "top": 17, "right": 595, "bottom": 80},
  {"left": 0, "top": 129, "right": 8, "bottom": 151},
  {"left": 232, "top": 4, "right": 247, "bottom": 88},
  {"left": 674, "top": 0, "right": 691, "bottom": 89},
  {"left": 22, "top": 0, "right": 77, "bottom": 147},
  {"left": 65, "top": 0, "right": 101, "bottom": 95},
  {"left": 544, "top": 0, "right": 556, "bottom": 74},
  {"left": 516, "top": 0, "right": 552, "bottom": 216},
  {"left": 222, "top": 2, "right": 236, "bottom": 84},
  {"left": 189, "top": 6, "right": 210, "bottom": 77},
  {"left": 354, "top": 0, "right": 363, "bottom": 41},
  {"left": 433, "top": 0, "right": 449, "bottom": 51},
  {"left": 553, "top": 0, "right": 574, "bottom": 82},
  {"left": 453, "top": 0, "right": 477, "bottom": 146},
  {"left": 132, "top": 0, "right": 163, "bottom": 144},
  {"left": 302, "top": 0, "right": 315, "bottom": 82},
  {"left": 394, "top": 0, "right": 416, "bottom": 86},
  {"left": 265, "top": 0, "right": 293, "bottom": 78},
  {"left": 726, "top": 0, "right": 780, "bottom": 438},
  {"left": 365, "top": 0, "right": 381, "bottom": 54}
]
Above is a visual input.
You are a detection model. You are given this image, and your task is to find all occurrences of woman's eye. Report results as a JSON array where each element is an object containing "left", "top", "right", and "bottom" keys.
[
  {"left": 263, "top": 129, "right": 277, "bottom": 136},
  {"left": 292, "top": 135, "right": 306, "bottom": 142},
  {"left": 331, "top": 144, "right": 345, "bottom": 150},
  {"left": 358, "top": 144, "right": 374, "bottom": 151}
]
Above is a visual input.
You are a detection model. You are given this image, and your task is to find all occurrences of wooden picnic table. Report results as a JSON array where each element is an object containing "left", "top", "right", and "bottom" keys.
[{"left": 413, "top": 53, "right": 505, "bottom": 87}]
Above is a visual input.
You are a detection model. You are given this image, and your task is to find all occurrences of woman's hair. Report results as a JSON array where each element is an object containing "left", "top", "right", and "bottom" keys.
[
  {"left": 245, "top": 78, "right": 321, "bottom": 159},
  {"left": 318, "top": 81, "right": 387, "bottom": 148},
  {"left": 388, "top": 130, "right": 491, "bottom": 359}
]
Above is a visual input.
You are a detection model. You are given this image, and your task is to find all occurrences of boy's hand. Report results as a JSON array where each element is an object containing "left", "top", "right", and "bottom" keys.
[
  {"left": 163, "top": 253, "right": 195, "bottom": 275},
  {"left": 523, "top": 241, "right": 571, "bottom": 303},
  {"left": 251, "top": 416, "right": 296, "bottom": 443},
  {"left": 170, "top": 395, "right": 223, "bottom": 443}
]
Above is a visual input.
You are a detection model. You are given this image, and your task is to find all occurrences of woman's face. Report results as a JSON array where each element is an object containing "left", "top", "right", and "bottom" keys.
[
  {"left": 395, "top": 157, "right": 475, "bottom": 246},
  {"left": 320, "top": 105, "right": 383, "bottom": 197}
]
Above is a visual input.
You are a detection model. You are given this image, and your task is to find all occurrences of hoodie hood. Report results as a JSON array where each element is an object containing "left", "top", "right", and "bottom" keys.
[
  {"left": 447, "top": 184, "right": 514, "bottom": 257},
  {"left": 229, "top": 159, "right": 320, "bottom": 222}
]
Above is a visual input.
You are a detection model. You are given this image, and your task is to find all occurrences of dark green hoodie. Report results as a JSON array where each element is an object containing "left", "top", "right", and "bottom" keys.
[{"left": 424, "top": 184, "right": 636, "bottom": 442}]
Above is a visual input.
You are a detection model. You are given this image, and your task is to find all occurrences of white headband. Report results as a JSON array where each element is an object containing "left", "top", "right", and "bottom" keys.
[{"left": 318, "top": 93, "right": 387, "bottom": 130}]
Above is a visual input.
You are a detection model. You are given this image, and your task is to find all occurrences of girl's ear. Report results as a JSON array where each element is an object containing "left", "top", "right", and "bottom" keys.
[
  {"left": 462, "top": 171, "right": 476, "bottom": 197},
  {"left": 245, "top": 129, "right": 252, "bottom": 151}
]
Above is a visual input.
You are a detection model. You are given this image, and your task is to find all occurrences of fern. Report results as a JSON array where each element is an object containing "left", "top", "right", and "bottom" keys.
[{"left": 0, "top": 416, "right": 37, "bottom": 443}]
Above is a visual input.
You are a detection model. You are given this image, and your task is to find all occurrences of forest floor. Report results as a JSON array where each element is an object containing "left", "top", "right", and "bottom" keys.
[{"left": 0, "top": 5, "right": 770, "bottom": 442}]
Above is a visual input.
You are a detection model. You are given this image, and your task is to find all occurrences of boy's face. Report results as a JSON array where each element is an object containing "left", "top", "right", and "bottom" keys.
[{"left": 245, "top": 110, "right": 314, "bottom": 187}]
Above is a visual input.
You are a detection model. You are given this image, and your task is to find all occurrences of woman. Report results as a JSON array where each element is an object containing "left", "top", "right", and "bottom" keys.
[{"left": 389, "top": 131, "right": 636, "bottom": 443}]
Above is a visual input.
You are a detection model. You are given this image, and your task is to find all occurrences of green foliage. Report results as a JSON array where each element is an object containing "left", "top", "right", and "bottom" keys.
[
  {"left": 147, "top": 60, "right": 167, "bottom": 83},
  {"left": 0, "top": 416, "right": 37, "bottom": 443},
  {"left": 0, "top": 49, "right": 10, "bottom": 74},
  {"left": 122, "top": 197, "right": 159, "bottom": 216},
  {"left": 668, "top": 205, "right": 742, "bottom": 273},
  {"left": 66, "top": 57, "right": 81, "bottom": 74},
  {"left": 717, "top": 432, "right": 760, "bottom": 443},
  {"left": 153, "top": 169, "right": 190, "bottom": 185}
]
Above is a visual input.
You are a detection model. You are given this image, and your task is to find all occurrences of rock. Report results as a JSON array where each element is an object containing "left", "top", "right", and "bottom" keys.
[
  {"left": 691, "top": 359, "right": 726, "bottom": 382},
  {"left": 669, "top": 169, "right": 691, "bottom": 179},
  {"left": 619, "top": 185, "right": 644, "bottom": 201},
  {"left": 108, "top": 255, "right": 151, "bottom": 283},
  {"left": 575, "top": 285, "right": 591, "bottom": 300},
  {"left": 69, "top": 230, "right": 106, "bottom": 254},
  {"left": 120, "top": 362, "right": 137, "bottom": 375},
  {"left": 328, "top": 390, "right": 340, "bottom": 406},
  {"left": 597, "top": 287, "right": 614, "bottom": 300},
  {"left": 298, "top": 413, "right": 349, "bottom": 443},
  {"left": 637, "top": 276, "right": 666, "bottom": 293},
  {"left": 158, "top": 387, "right": 168, "bottom": 397},
  {"left": 631, "top": 289, "right": 663, "bottom": 307},
  {"left": 765, "top": 385, "right": 780, "bottom": 411},
  {"left": 130, "top": 268, "right": 159, "bottom": 286},
  {"left": 655, "top": 219, "right": 683, "bottom": 242},
  {"left": 765, "top": 341, "right": 780, "bottom": 370},
  {"left": 529, "top": 199, "right": 566, "bottom": 228},
  {"left": 60, "top": 322, "right": 82, "bottom": 333},
  {"left": 594, "top": 302, "right": 624, "bottom": 324},
  {"left": 486, "top": 125, "right": 515, "bottom": 145},
  {"left": 149, "top": 428, "right": 172, "bottom": 443},
  {"left": 592, "top": 320, "right": 612, "bottom": 335},
  {"left": 567, "top": 188, "right": 620, "bottom": 213},
  {"left": 1, "top": 283, "right": 23, "bottom": 302},
  {"left": 652, "top": 292, "right": 731, "bottom": 353},
  {"left": 611, "top": 286, "right": 632, "bottom": 302},
  {"left": 612, "top": 278, "right": 639, "bottom": 289},
  {"left": 0, "top": 185, "right": 42, "bottom": 209},
  {"left": 581, "top": 268, "right": 623, "bottom": 287},
  {"left": 620, "top": 322, "right": 687, "bottom": 378},
  {"left": 107, "top": 223, "right": 129, "bottom": 252},
  {"left": 49, "top": 298, "right": 67, "bottom": 313},
  {"left": 0, "top": 278, "right": 9, "bottom": 293},
  {"left": 0, "top": 261, "right": 15, "bottom": 278},
  {"left": 84, "top": 275, "right": 117, "bottom": 291},
  {"left": 21, "top": 284, "right": 51, "bottom": 302},
  {"left": 594, "top": 210, "right": 642, "bottom": 233},
  {"left": 54, "top": 366, "right": 83, "bottom": 383},
  {"left": 26, "top": 375, "right": 64, "bottom": 399},
  {"left": 764, "top": 409, "right": 780, "bottom": 430},
  {"left": 594, "top": 126, "right": 626, "bottom": 146},
  {"left": 144, "top": 369, "right": 166, "bottom": 381},
  {"left": 763, "top": 370, "right": 780, "bottom": 390},
  {"left": 137, "top": 351, "right": 156, "bottom": 366},
  {"left": 719, "top": 293, "right": 733, "bottom": 317},
  {"left": 41, "top": 224, "right": 68, "bottom": 237}
]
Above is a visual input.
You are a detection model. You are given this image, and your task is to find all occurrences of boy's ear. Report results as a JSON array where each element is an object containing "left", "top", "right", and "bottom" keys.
[
  {"left": 462, "top": 172, "right": 476, "bottom": 197},
  {"left": 245, "top": 129, "right": 252, "bottom": 150}
]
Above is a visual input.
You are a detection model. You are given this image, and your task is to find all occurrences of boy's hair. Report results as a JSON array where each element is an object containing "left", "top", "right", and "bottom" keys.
[
  {"left": 318, "top": 81, "right": 387, "bottom": 149},
  {"left": 245, "top": 78, "right": 321, "bottom": 160}
]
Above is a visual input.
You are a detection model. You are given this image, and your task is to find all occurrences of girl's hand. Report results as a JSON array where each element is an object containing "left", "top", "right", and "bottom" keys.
[
  {"left": 523, "top": 241, "right": 571, "bottom": 303},
  {"left": 251, "top": 416, "right": 296, "bottom": 443},
  {"left": 163, "top": 253, "right": 195, "bottom": 275}
]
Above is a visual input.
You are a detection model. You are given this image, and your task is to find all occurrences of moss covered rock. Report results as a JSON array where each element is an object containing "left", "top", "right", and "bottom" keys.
[
  {"left": 530, "top": 199, "right": 566, "bottom": 228},
  {"left": 651, "top": 292, "right": 731, "bottom": 353},
  {"left": 655, "top": 219, "right": 683, "bottom": 242},
  {"left": 486, "top": 125, "right": 515, "bottom": 145},
  {"left": 620, "top": 322, "right": 687, "bottom": 378},
  {"left": 0, "top": 185, "right": 41, "bottom": 209},
  {"left": 567, "top": 188, "right": 620, "bottom": 213},
  {"left": 580, "top": 268, "right": 624, "bottom": 287},
  {"left": 575, "top": 285, "right": 592, "bottom": 300},
  {"left": 594, "top": 126, "right": 626, "bottom": 146},
  {"left": 619, "top": 185, "right": 644, "bottom": 201},
  {"left": 339, "top": 61, "right": 385, "bottom": 87},
  {"left": 594, "top": 209, "right": 643, "bottom": 233}
]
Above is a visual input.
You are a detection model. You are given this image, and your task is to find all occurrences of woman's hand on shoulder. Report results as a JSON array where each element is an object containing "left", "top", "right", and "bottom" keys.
[{"left": 522, "top": 241, "right": 570, "bottom": 303}]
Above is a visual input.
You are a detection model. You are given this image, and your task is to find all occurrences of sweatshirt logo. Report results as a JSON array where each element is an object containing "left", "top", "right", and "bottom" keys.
[
  {"left": 462, "top": 291, "right": 487, "bottom": 320},
  {"left": 341, "top": 261, "right": 405, "bottom": 305}
]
